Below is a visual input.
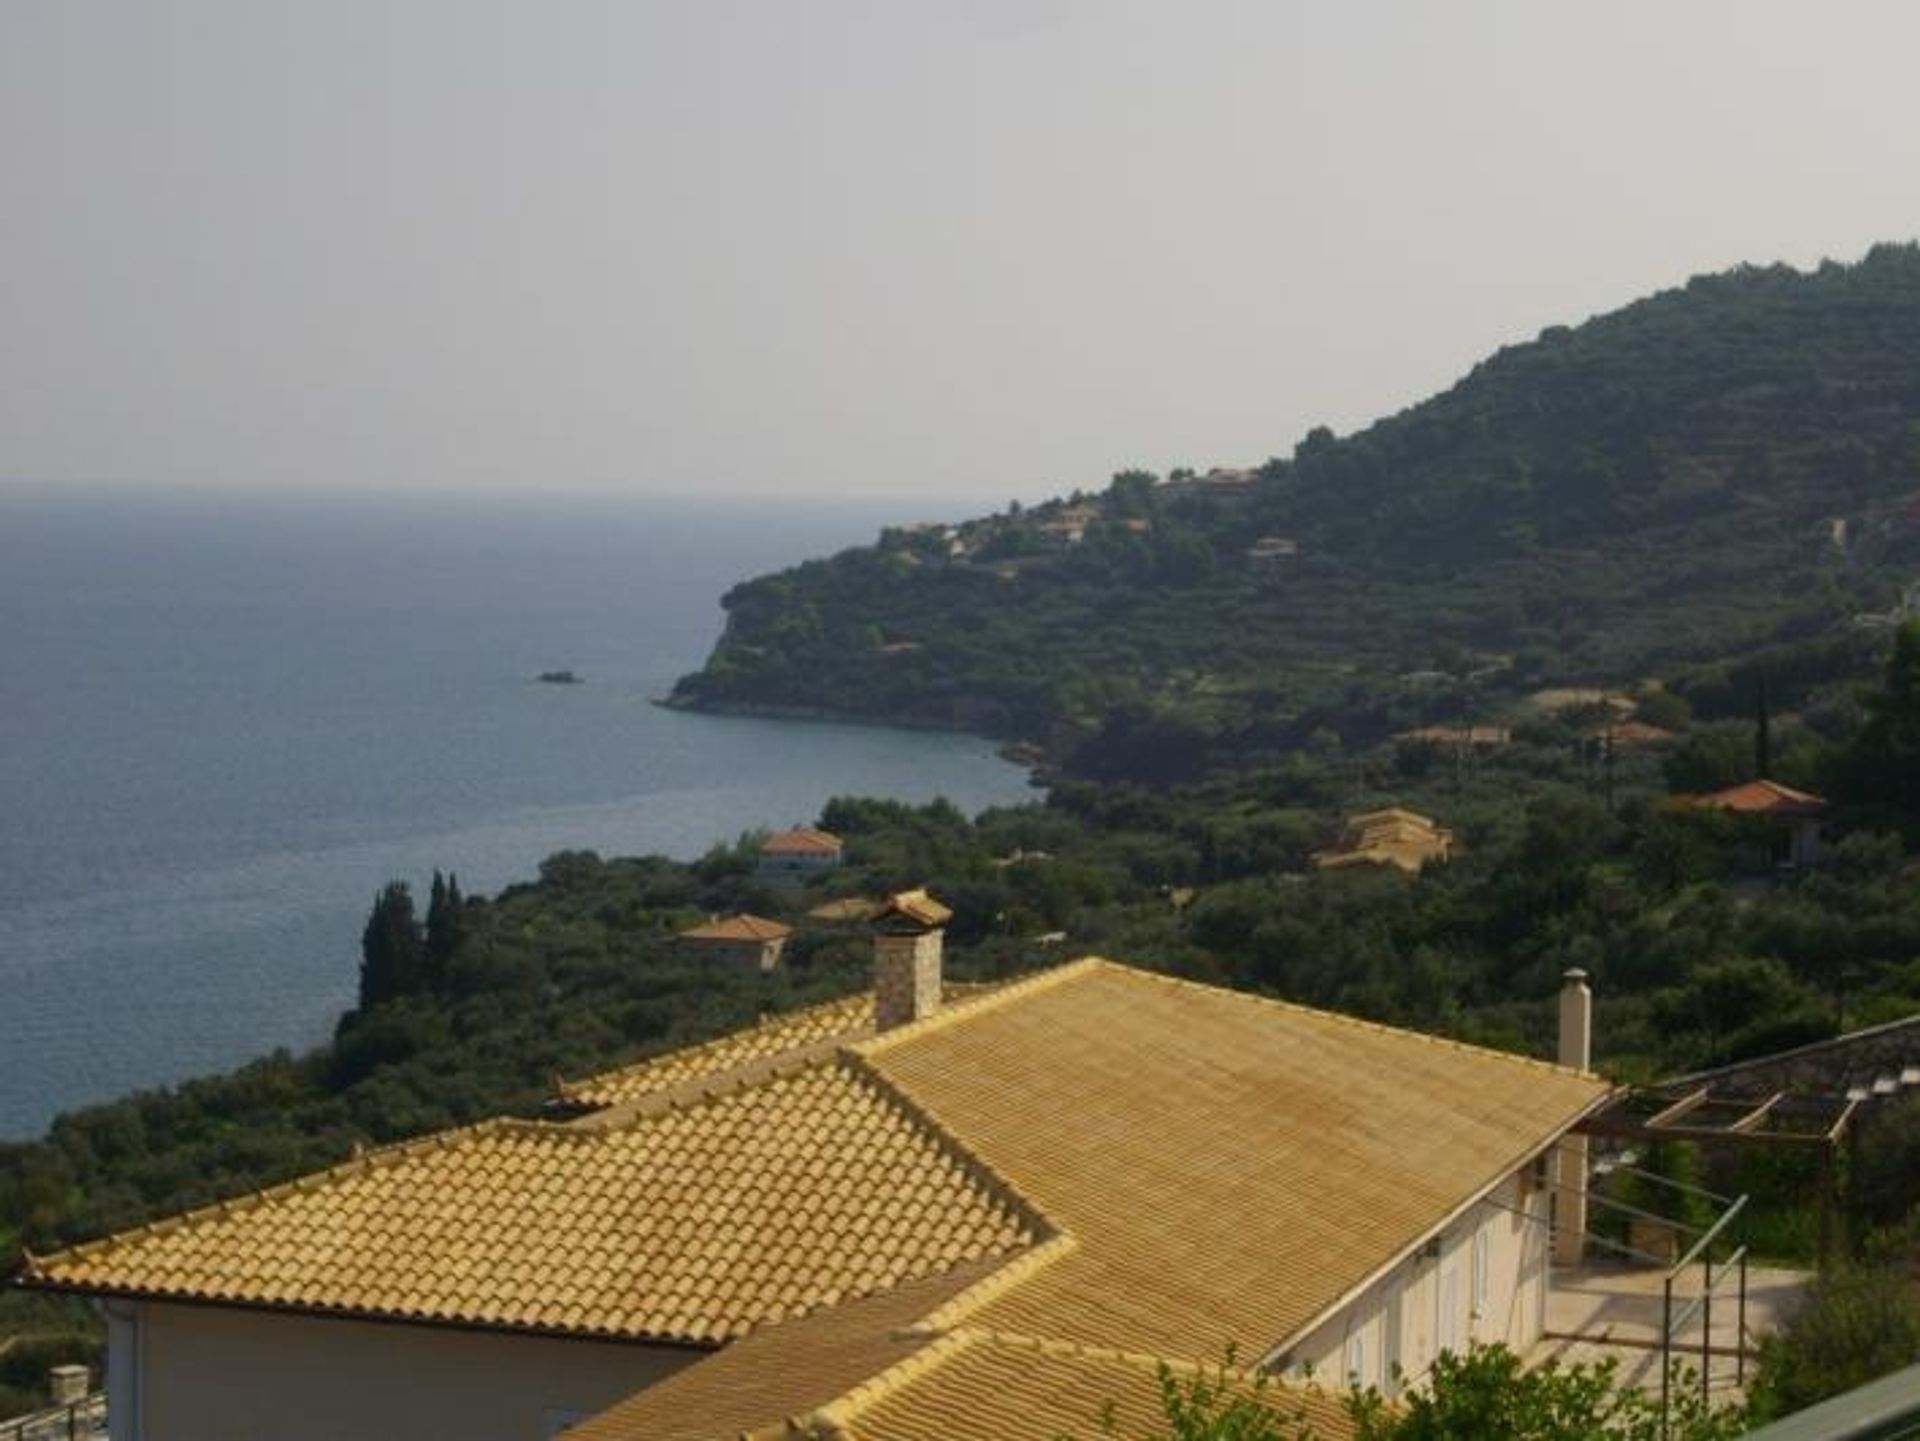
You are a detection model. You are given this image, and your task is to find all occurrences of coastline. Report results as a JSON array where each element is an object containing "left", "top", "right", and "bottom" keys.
[{"left": 653, "top": 691, "right": 1055, "bottom": 781}]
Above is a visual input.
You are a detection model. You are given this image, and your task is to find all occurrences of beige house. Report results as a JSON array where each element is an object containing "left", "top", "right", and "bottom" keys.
[
  {"left": 1314, "top": 807, "right": 1455, "bottom": 874},
  {"left": 1394, "top": 725, "right": 1511, "bottom": 749},
  {"left": 21, "top": 900, "right": 1611, "bottom": 1441},
  {"left": 754, "top": 826, "right": 844, "bottom": 884},
  {"left": 674, "top": 913, "right": 792, "bottom": 971},
  {"left": 1247, "top": 535, "right": 1300, "bottom": 567}
]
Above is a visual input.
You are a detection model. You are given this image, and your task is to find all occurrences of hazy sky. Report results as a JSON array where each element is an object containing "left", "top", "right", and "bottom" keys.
[{"left": 6, "top": 2, "right": 1920, "bottom": 505}]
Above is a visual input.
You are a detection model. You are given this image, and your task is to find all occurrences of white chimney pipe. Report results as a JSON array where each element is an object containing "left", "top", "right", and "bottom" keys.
[
  {"left": 1553, "top": 968, "right": 1593, "bottom": 1267},
  {"left": 1558, "top": 967, "right": 1592, "bottom": 1071}
]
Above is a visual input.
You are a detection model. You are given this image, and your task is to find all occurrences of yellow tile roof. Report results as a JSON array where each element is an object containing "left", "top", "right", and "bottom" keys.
[
  {"left": 825, "top": 1332, "right": 1357, "bottom": 1441},
  {"left": 557, "top": 982, "right": 1003, "bottom": 1111},
  {"left": 858, "top": 960, "right": 1608, "bottom": 1361},
  {"left": 23, "top": 1058, "right": 1036, "bottom": 1345},
  {"left": 25, "top": 957, "right": 1607, "bottom": 1439},
  {"left": 1315, "top": 809, "right": 1454, "bottom": 873},
  {"left": 558, "top": 992, "right": 875, "bottom": 1108},
  {"left": 564, "top": 1260, "right": 1000, "bottom": 1441},
  {"left": 572, "top": 1307, "right": 1355, "bottom": 1441}
]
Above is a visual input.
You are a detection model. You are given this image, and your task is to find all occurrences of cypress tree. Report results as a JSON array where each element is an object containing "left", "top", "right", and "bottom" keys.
[
  {"left": 424, "top": 869, "right": 466, "bottom": 991},
  {"left": 358, "top": 880, "right": 424, "bottom": 1009}
]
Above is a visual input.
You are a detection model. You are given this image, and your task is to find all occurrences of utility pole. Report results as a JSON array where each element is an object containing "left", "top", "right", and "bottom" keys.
[{"left": 1603, "top": 715, "right": 1616, "bottom": 815}]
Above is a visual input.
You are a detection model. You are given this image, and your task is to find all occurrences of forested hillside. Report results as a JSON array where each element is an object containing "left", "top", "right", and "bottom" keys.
[
  {"left": 12, "top": 248, "right": 1920, "bottom": 1423},
  {"left": 671, "top": 245, "right": 1920, "bottom": 778}
]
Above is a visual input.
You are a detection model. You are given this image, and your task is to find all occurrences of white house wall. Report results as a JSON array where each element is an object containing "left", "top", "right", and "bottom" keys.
[
  {"left": 117, "top": 1301, "right": 696, "bottom": 1441},
  {"left": 1278, "top": 1165, "right": 1551, "bottom": 1396}
]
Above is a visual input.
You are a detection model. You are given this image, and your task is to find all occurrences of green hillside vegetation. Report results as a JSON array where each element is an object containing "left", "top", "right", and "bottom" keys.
[
  {"left": 7, "top": 631, "right": 1920, "bottom": 1414},
  {"left": 671, "top": 245, "right": 1920, "bottom": 781},
  {"left": 12, "top": 251, "right": 1920, "bottom": 1421}
]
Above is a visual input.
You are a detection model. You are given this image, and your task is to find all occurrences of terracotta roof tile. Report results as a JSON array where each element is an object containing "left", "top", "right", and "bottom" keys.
[
  {"left": 677, "top": 914, "right": 792, "bottom": 943},
  {"left": 760, "top": 827, "right": 844, "bottom": 856},
  {"left": 872, "top": 888, "right": 952, "bottom": 930},
  {"left": 1686, "top": 778, "right": 1828, "bottom": 815}
]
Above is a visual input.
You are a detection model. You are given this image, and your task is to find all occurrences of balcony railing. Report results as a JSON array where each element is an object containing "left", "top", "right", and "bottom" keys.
[{"left": 0, "top": 1396, "right": 105, "bottom": 1441}]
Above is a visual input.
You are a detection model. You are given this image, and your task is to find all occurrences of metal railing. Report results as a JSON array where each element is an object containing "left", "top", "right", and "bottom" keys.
[
  {"left": 1741, "top": 1361, "right": 1920, "bottom": 1439},
  {"left": 0, "top": 1396, "right": 105, "bottom": 1441},
  {"left": 1565, "top": 1162, "right": 1753, "bottom": 1436},
  {"left": 1657, "top": 1193, "right": 1748, "bottom": 1431}
]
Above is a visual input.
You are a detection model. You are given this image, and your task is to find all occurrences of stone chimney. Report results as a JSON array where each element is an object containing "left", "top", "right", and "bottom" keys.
[
  {"left": 48, "top": 1364, "right": 89, "bottom": 1407},
  {"left": 1553, "top": 968, "right": 1593, "bottom": 1267},
  {"left": 871, "top": 888, "right": 952, "bottom": 1032}
]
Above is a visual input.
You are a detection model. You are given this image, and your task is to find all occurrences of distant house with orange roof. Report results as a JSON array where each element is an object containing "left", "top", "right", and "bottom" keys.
[
  {"left": 18, "top": 894, "right": 1614, "bottom": 1441},
  {"left": 1314, "top": 807, "right": 1456, "bottom": 874},
  {"left": 675, "top": 913, "right": 792, "bottom": 971},
  {"left": 756, "top": 825, "right": 844, "bottom": 884},
  {"left": 1685, "top": 778, "right": 1829, "bottom": 868}
]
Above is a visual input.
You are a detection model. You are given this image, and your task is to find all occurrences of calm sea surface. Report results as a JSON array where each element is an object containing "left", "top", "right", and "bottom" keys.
[{"left": 0, "top": 488, "right": 1028, "bottom": 1139}]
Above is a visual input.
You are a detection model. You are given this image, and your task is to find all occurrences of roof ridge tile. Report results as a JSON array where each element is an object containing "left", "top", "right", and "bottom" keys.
[
  {"left": 803, "top": 1327, "right": 984, "bottom": 1433},
  {"left": 834, "top": 1052, "right": 1057, "bottom": 1243},
  {"left": 555, "top": 992, "right": 873, "bottom": 1104},
  {"left": 565, "top": 1043, "right": 850, "bottom": 1134},
  {"left": 907, "top": 1233, "right": 1079, "bottom": 1335},
  {"left": 852, "top": 958, "right": 1101, "bottom": 1057},
  {"left": 1098, "top": 957, "right": 1602, "bottom": 1081}
]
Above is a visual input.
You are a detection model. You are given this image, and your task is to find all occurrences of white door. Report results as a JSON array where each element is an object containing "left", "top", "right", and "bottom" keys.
[
  {"left": 1343, "top": 1319, "right": 1369, "bottom": 1390},
  {"left": 1437, "top": 1255, "right": 1463, "bottom": 1357},
  {"left": 1470, "top": 1219, "right": 1491, "bottom": 1337},
  {"left": 1382, "top": 1276, "right": 1405, "bottom": 1394}
]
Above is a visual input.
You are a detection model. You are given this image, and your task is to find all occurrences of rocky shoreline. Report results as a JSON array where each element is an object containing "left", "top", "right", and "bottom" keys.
[{"left": 653, "top": 692, "right": 1057, "bottom": 783}]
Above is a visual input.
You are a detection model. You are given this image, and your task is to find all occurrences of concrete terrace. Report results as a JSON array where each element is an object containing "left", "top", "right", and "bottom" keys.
[{"left": 1532, "top": 1261, "right": 1812, "bottom": 1402}]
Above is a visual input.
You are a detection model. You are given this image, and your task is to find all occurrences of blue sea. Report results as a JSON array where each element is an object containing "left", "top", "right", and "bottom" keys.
[{"left": 0, "top": 488, "right": 1030, "bottom": 1139}]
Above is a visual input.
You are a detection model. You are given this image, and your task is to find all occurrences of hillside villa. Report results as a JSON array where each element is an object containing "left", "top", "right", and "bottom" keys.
[
  {"left": 1685, "top": 778, "right": 1829, "bottom": 870},
  {"left": 1392, "top": 724, "right": 1511, "bottom": 749},
  {"left": 1313, "top": 808, "right": 1455, "bottom": 874},
  {"left": 1247, "top": 535, "right": 1300, "bottom": 567},
  {"left": 755, "top": 826, "right": 844, "bottom": 884},
  {"left": 1601, "top": 718, "right": 1677, "bottom": 747},
  {"left": 16, "top": 888, "right": 1631, "bottom": 1441},
  {"left": 673, "top": 914, "right": 792, "bottom": 971}
]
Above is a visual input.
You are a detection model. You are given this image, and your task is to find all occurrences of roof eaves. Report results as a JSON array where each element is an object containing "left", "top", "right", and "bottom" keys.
[
  {"left": 18, "top": 1114, "right": 528, "bottom": 1284},
  {"left": 1254, "top": 1079, "right": 1625, "bottom": 1368},
  {"left": 9, "top": 1277, "right": 725, "bottom": 1350}
]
